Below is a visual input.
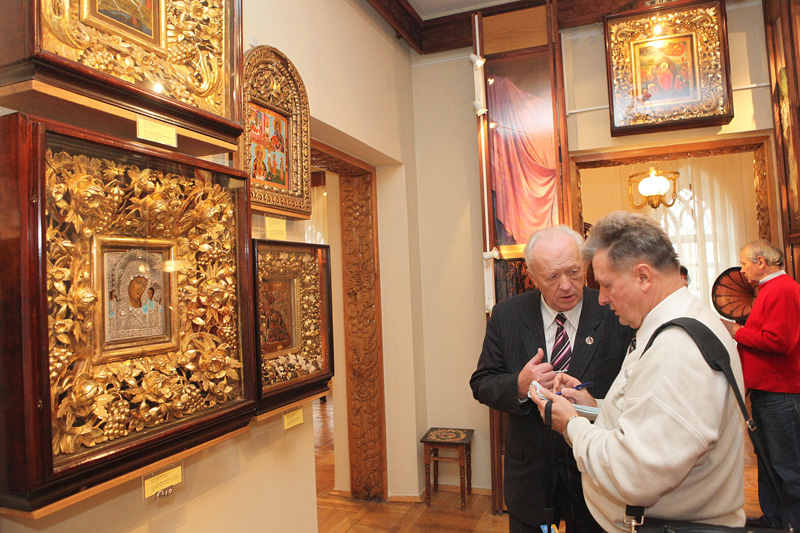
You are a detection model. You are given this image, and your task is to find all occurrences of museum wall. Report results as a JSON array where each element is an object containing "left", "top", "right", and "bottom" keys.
[
  {"left": 241, "top": 0, "right": 427, "bottom": 500},
  {"left": 0, "top": 409, "right": 319, "bottom": 532},
  {"left": 563, "top": 0, "right": 772, "bottom": 153},
  {"left": 409, "top": 49, "right": 491, "bottom": 490}
]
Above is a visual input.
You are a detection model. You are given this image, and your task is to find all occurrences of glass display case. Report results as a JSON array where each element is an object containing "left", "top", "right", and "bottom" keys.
[{"left": 0, "top": 113, "right": 255, "bottom": 511}]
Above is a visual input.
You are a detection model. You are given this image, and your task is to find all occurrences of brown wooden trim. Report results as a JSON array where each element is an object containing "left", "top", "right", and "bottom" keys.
[
  {"left": 571, "top": 136, "right": 771, "bottom": 167},
  {"left": 366, "top": 0, "right": 545, "bottom": 55},
  {"left": 311, "top": 140, "right": 387, "bottom": 501},
  {"left": 364, "top": 0, "right": 424, "bottom": 54}
]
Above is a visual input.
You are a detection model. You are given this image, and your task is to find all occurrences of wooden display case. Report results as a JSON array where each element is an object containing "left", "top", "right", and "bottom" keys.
[
  {"left": 0, "top": 0, "right": 243, "bottom": 152},
  {"left": 0, "top": 113, "right": 255, "bottom": 512},
  {"left": 253, "top": 240, "right": 334, "bottom": 413}
]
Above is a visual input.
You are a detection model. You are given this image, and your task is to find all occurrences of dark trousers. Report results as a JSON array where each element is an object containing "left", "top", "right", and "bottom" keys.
[
  {"left": 750, "top": 389, "right": 800, "bottom": 529},
  {"left": 508, "top": 459, "right": 604, "bottom": 533}
]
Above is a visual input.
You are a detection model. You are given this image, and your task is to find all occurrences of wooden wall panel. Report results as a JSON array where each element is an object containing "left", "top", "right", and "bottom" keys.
[{"left": 483, "top": 6, "right": 548, "bottom": 55}]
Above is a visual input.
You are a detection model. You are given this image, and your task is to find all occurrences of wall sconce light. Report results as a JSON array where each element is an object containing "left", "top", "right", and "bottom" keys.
[
  {"left": 473, "top": 100, "right": 488, "bottom": 116},
  {"left": 469, "top": 53, "right": 486, "bottom": 69},
  {"left": 628, "top": 167, "right": 679, "bottom": 209}
]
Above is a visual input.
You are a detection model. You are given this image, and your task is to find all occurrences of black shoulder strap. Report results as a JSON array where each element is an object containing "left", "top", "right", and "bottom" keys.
[{"left": 641, "top": 317, "right": 753, "bottom": 429}]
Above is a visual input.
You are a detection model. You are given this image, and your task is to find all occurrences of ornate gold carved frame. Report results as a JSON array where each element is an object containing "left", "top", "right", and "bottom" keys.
[
  {"left": 241, "top": 46, "right": 311, "bottom": 218},
  {"left": 604, "top": 0, "right": 734, "bottom": 136},
  {"left": 253, "top": 240, "right": 334, "bottom": 412},
  {"left": 39, "top": 0, "right": 236, "bottom": 119}
]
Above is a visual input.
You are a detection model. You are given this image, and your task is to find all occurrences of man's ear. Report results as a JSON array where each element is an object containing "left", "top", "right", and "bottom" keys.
[
  {"left": 634, "top": 263, "right": 653, "bottom": 289},
  {"left": 756, "top": 256, "right": 767, "bottom": 269},
  {"left": 526, "top": 271, "right": 536, "bottom": 287}
]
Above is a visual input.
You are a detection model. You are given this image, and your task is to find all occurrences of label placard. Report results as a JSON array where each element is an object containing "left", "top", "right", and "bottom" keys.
[
  {"left": 266, "top": 217, "right": 287, "bottom": 240},
  {"left": 136, "top": 116, "right": 178, "bottom": 148},
  {"left": 143, "top": 462, "right": 183, "bottom": 501},
  {"left": 283, "top": 407, "right": 303, "bottom": 430}
]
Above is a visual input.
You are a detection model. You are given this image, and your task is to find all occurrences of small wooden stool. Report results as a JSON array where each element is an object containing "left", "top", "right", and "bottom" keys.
[{"left": 420, "top": 427, "right": 474, "bottom": 510}]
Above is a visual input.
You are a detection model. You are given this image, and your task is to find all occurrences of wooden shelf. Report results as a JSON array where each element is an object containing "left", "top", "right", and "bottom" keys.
[{"left": 0, "top": 80, "right": 238, "bottom": 157}]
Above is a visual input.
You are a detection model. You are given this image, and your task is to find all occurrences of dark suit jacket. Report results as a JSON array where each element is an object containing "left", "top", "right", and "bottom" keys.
[{"left": 470, "top": 287, "right": 633, "bottom": 527}]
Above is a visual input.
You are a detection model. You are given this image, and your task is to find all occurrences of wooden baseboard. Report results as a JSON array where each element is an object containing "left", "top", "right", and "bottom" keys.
[
  {"left": 386, "top": 483, "right": 493, "bottom": 504},
  {"left": 431, "top": 484, "right": 492, "bottom": 496},
  {"left": 388, "top": 494, "right": 423, "bottom": 503}
]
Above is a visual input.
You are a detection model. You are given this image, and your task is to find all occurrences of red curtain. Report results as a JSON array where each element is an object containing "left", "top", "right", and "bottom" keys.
[{"left": 488, "top": 75, "right": 558, "bottom": 245}]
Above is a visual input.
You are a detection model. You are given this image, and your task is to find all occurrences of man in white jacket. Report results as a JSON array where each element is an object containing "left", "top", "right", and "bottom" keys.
[{"left": 531, "top": 211, "right": 745, "bottom": 532}]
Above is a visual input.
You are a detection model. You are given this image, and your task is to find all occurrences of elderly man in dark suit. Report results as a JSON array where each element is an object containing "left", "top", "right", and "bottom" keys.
[{"left": 470, "top": 225, "right": 632, "bottom": 532}]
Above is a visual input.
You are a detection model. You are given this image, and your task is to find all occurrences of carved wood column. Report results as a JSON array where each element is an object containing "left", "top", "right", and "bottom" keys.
[{"left": 311, "top": 141, "right": 387, "bottom": 501}]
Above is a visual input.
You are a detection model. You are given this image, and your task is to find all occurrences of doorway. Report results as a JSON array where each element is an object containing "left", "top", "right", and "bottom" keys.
[{"left": 571, "top": 135, "right": 778, "bottom": 299}]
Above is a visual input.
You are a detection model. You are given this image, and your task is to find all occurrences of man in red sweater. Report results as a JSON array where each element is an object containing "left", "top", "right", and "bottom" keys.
[{"left": 723, "top": 240, "right": 800, "bottom": 531}]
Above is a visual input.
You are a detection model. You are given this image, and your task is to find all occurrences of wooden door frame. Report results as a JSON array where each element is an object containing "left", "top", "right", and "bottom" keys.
[
  {"left": 568, "top": 135, "right": 779, "bottom": 244},
  {"left": 310, "top": 139, "right": 388, "bottom": 501}
]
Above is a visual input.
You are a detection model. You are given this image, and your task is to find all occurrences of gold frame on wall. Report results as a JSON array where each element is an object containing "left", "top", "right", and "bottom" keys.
[
  {"left": 604, "top": 0, "right": 733, "bottom": 136},
  {"left": 39, "top": 0, "right": 234, "bottom": 118},
  {"left": 45, "top": 131, "right": 248, "bottom": 462},
  {"left": 241, "top": 46, "right": 311, "bottom": 218},
  {"left": 254, "top": 240, "right": 333, "bottom": 411}
]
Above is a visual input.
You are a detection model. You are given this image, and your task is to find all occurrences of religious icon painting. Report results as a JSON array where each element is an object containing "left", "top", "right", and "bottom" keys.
[
  {"left": 253, "top": 240, "right": 334, "bottom": 412},
  {"left": 241, "top": 45, "right": 311, "bottom": 218},
  {"left": 604, "top": 0, "right": 733, "bottom": 136},
  {"left": 84, "top": 0, "right": 165, "bottom": 49},
  {"left": 92, "top": 236, "right": 179, "bottom": 364},
  {"left": 248, "top": 103, "right": 290, "bottom": 191}
]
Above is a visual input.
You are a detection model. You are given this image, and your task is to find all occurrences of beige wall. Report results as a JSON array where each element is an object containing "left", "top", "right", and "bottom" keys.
[
  {"left": 1, "top": 409, "right": 318, "bottom": 533},
  {"left": 410, "top": 49, "right": 490, "bottom": 489}
]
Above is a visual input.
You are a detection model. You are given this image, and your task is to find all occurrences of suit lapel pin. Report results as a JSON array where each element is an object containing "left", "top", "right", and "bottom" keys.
[{"left": 585, "top": 336, "right": 594, "bottom": 345}]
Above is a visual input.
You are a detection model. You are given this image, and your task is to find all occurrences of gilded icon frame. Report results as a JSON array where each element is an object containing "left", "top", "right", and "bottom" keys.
[
  {"left": 253, "top": 240, "right": 333, "bottom": 411},
  {"left": 604, "top": 0, "right": 733, "bottom": 136},
  {"left": 33, "top": 0, "right": 238, "bottom": 122},
  {"left": 241, "top": 46, "right": 311, "bottom": 218}
]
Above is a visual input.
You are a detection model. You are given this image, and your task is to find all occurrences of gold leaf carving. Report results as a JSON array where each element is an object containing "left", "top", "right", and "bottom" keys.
[
  {"left": 607, "top": 3, "right": 730, "bottom": 128},
  {"left": 46, "top": 142, "right": 242, "bottom": 458},
  {"left": 243, "top": 46, "right": 311, "bottom": 216},
  {"left": 40, "top": 0, "right": 229, "bottom": 116},
  {"left": 256, "top": 246, "right": 324, "bottom": 389}
]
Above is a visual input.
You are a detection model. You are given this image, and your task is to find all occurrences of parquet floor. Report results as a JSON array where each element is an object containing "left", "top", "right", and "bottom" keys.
[{"left": 314, "top": 397, "right": 762, "bottom": 532}]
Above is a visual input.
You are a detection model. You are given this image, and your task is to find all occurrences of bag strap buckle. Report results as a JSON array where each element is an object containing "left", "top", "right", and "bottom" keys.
[{"left": 625, "top": 505, "right": 645, "bottom": 533}]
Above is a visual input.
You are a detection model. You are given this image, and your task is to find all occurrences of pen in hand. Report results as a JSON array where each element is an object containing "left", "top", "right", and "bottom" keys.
[{"left": 555, "top": 381, "right": 594, "bottom": 395}]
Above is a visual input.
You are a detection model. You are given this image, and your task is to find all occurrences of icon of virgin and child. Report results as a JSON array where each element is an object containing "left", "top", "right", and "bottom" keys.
[{"left": 105, "top": 249, "right": 166, "bottom": 342}]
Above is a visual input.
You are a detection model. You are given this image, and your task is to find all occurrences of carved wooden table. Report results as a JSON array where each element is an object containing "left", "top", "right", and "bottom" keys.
[{"left": 420, "top": 427, "right": 474, "bottom": 510}]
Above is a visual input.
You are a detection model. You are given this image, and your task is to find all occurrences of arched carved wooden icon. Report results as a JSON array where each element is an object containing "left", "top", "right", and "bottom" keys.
[
  {"left": 241, "top": 46, "right": 311, "bottom": 218},
  {"left": 712, "top": 266, "right": 756, "bottom": 324}
]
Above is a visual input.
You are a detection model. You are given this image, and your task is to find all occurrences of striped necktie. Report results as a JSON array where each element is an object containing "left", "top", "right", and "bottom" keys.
[{"left": 551, "top": 313, "right": 572, "bottom": 372}]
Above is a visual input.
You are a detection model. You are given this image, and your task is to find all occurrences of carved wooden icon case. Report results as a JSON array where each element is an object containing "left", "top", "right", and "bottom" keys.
[{"left": 0, "top": 113, "right": 256, "bottom": 511}]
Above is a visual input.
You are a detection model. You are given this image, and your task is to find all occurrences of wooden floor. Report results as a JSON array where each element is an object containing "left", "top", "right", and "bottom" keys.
[{"left": 315, "top": 397, "right": 762, "bottom": 532}]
